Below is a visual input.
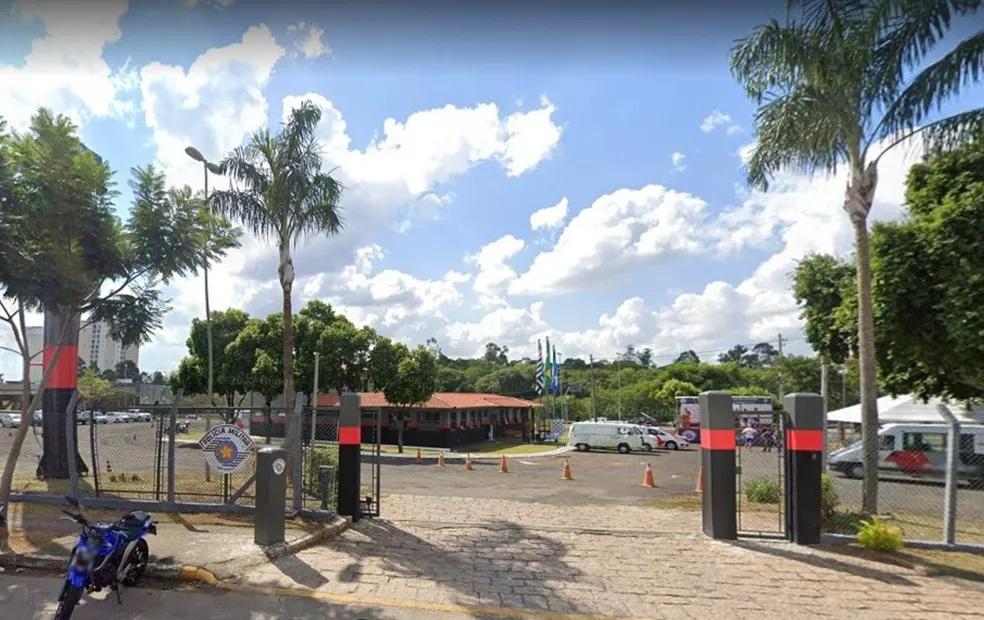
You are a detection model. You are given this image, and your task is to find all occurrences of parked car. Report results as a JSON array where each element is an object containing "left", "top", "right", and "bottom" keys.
[
  {"left": 1, "top": 413, "right": 21, "bottom": 428},
  {"left": 128, "top": 409, "right": 152, "bottom": 422},
  {"left": 32, "top": 411, "right": 43, "bottom": 425},
  {"left": 643, "top": 427, "right": 689, "bottom": 451},
  {"left": 104, "top": 412, "right": 127, "bottom": 423},
  {"left": 92, "top": 412, "right": 110, "bottom": 424}
]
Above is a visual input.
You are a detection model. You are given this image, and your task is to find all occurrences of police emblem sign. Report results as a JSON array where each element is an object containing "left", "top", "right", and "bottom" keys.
[{"left": 198, "top": 424, "right": 255, "bottom": 474}]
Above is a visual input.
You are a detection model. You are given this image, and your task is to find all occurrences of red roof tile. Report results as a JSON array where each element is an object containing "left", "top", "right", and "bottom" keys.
[{"left": 316, "top": 392, "right": 542, "bottom": 409}]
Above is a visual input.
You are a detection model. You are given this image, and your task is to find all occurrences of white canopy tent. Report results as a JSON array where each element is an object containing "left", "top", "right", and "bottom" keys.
[{"left": 827, "top": 394, "right": 984, "bottom": 425}]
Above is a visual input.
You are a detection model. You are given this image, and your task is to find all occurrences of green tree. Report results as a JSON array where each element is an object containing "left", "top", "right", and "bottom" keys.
[
  {"left": 317, "top": 317, "right": 376, "bottom": 394},
  {"left": 77, "top": 368, "right": 112, "bottom": 411},
  {"left": 173, "top": 309, "right": 250, "bottom": 405},
  {"left": 718, "top": 345, "right": 750, "bottom": 366},
  {"left": 76, "top": 356, "right": 87, "bottom": 378},
  {"left": 293, "top": 300, "right": 338, "bottom": 398},
  {"left": 872, "top": 136, "right": 984, "bottom": 401},
  {"left": 114, "top": 359, "right": 140, "bottom": 382},
  {"left": 211, "top": 101, "right": 344, "bottom": 457},
  {"left": 368, "top": 336, "right": 404, "bottom": 393},
  {"left": 675, "top": 350, "right": 700, "bottom": 364},
  {"left": 794, "top": 254, "right": 857, "bottom": 364},
  {"left": 483, "top": 342, "right": 509, "bottom": 365},
  {"left": 0, "top": 108, "right": 238, "bottom": 506},
  {"left": 226, "top": 315, "right": 284, "bottom": 443},
  {"left": 731, "top": 0, "right": 984, "bottom": 513},
  {"left": 383, "top": 345, "right": 438, "bottom": 453}
]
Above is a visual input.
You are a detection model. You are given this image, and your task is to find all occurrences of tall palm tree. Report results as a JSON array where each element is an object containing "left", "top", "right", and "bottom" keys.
[
  {"left": 731, "top": 0, "right": 984, "bottom": 513},
  {"left": 211, "top": 101, "right": 343, "bottom": 462}
]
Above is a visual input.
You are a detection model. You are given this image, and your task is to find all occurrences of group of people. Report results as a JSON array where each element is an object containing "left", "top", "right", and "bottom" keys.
[{"left": 739, "top": 423, "right": 782, "bottom": 452}]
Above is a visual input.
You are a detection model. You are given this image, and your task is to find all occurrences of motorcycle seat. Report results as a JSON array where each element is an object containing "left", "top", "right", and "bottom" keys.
[{"left": 118, "top": 511, "right": 152, "bottom": 537}]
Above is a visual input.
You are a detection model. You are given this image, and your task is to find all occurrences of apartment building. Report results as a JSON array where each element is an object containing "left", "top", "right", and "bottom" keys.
[{"left": 78, "top": 320, "right": 139, "bottom": 374}]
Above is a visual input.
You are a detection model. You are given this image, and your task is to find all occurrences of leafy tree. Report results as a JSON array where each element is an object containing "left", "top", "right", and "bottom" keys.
[
  {"left": 718, "top": 344, "right": 749, "bottom": 365},
  {"left": 731, "top": 0, "right": 984, "bottom": 513},
  {"left": 317, "top": 317, "right": 376, "bottom": 394},
  {"left": 226, "top": 315, "right": 284, "bottom": 442},
  {"left": 0, "top": 108, "right": 238, "bottom": 507},
  {"left": 382, "top": 345, "right": 438, "bottom": 453},
  {"left": 114, "top": 359, "right": 140, "bottom": 382},
  {"left": 77, "top": 368, "right": 112, "bottom": 411},
  {"left": 794, "top": 254, "right": 857, "bottom": 364},
  {"left": 873, "top": 136, "right": 984, "bottom": 401},
  {"left": 675, "top": 350, "right": 700, "bottom": 364},
  {"left": 101, "top": 368, "right": 116, "bottom": 382},
  {"left": 76, "top": 356, "right": 87, "bottom": 378},
  {"left": 483, "top": 342, "right": 509, "bottom": 365},
  {"left": 368, "top": 336, "right": 404, "bottom": 393},
  {"left": 211, "top": 101, "right": 344, "bottom": 458},
  {"left": 151, "top": 371, "right": 166, "bottom": 385},
  {"left": 750, "top": 342, "right": 779, "bottom": 368},
  {"left": 173, "top": 309, "right": 250, "bottom": 404},
  {"left": 636, "top": 348, "right": 654, "bottom": 368},
  {"left": 293, "top": 300, "right": 338, "bottom": 397}
]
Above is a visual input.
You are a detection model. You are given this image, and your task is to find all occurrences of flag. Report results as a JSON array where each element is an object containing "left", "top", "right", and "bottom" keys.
[
  {"left": 544, "top": 338, "right": 553, "bottom": 388},
  {"left": 552, "top": 347, "right": 560, "bottom": 396},
  {"left": 534, "top": 339, "right": 544, "bottom": 395}
]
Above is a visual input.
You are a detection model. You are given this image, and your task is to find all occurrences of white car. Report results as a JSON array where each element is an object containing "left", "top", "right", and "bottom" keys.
[
  {"left": 92, "top": 412, "right": 110, "bottom": 424},
  {"left": 128, "top": 409, "right": 152, "bottom": 422},
  {"left": 105, "top": 412, "right": 127, "bottom": 423},
  {"left": 1, "top": 413, "right": 22, "bottom": 428},
  {"left": 643, "top": 427, "right": 690, "bottom": 451}
]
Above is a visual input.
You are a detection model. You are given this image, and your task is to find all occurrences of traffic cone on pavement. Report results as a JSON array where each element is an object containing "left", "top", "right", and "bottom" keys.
[
  {"left": 696, "top": 466, "right": 703, "bottom": 493},
  {"left": 465, "top": 454, "right": 474, "bottom": 471},
  {"left": 561, "top": 459, "right": 573, "bottom": 480},
  {"left": 416, "top": 448, "right": 423, "bottom": 465},
  {"left": 642, "top": 463, "right": 656, "bottom": 488},
  {"left": 437, "top": 453, "right": 446, "bottom": 468},
  {"left": 499, "top": 455, "right": 509, "bottom": 473}
]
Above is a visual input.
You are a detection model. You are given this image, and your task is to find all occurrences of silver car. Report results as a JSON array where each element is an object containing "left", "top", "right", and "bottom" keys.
[{"left": 1, "top": 413, "right": 22, "bottom": 428}]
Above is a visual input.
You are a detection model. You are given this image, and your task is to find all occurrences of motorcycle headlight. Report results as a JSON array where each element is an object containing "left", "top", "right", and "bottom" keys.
[{"left": 72, "top": 547, "right": 96, "bottom": 568}]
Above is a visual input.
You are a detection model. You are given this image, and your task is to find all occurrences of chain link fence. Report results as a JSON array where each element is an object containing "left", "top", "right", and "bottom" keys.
[{"left": 823, "top": 413, "right": 984, "bottom": 547}]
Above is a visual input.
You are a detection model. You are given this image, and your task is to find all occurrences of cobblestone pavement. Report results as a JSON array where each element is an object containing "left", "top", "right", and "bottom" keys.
[{"left": 236, "top": 494, "right": 984, "bottom": 619}]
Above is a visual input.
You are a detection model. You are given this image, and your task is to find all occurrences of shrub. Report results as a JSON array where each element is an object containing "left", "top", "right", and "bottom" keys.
[
  {"left": 857, "top": 517, "right": 904, "bottom": 553},
  {"left": 821, "top": 473, "right": 840, "bottom": 520},
  {"left": 304, "top": 446, "right": 339, "bottom": 496},
  {"left": 745, "top": 477, "right": 781, "bottom": 504}
]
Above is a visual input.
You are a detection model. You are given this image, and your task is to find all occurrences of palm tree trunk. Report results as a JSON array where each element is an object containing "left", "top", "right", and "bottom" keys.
[
  {"left": 853, "top": 213, "right": 879, "bottom": 515},
  {"left": 282, "top": 283, "right": 296, "bottom": 449}
]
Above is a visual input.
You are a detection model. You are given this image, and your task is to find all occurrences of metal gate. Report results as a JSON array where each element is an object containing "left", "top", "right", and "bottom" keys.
[
  {"left": 736, "top": 411, "right": 787, "bottom": 537},
  {"left": 360, "top": 408, "right": 382, "bottom": 517}
]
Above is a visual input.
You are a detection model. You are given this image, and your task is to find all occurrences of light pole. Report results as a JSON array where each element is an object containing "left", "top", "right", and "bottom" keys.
[{"left": 185, "top": 146, "right": 222, "bottom": 481}]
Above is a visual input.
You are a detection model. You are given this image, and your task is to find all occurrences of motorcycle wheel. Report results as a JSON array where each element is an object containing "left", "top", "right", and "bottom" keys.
[
  {"left": 121, "top": 539, "right": 149, "bottom": 587},
  {"left": 54, "top": 584, "right": 83, "bottom": 620}
]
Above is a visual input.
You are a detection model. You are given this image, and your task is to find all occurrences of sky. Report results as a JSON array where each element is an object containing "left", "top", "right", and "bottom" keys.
[{"left": 1, "top": 0, "right": 983, "bottom": 379}]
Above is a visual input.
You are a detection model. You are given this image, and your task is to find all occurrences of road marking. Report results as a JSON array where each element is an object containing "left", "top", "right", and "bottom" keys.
[
  {"left": 518, "top": 460, "right": 539, "bottom": 465},
  {"left": 211, "top": 581, "right": 643, "bottom": 619}
]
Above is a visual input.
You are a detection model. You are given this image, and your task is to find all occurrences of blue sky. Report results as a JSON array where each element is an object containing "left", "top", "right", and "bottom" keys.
[{"left": 1, "top": 0, "right": 983, "bottom": 377}]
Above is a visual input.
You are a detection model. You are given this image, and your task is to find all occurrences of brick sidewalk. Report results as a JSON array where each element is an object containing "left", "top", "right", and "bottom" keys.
[{"left": 237, "top": 494, "right": 984, "bottom": 619}]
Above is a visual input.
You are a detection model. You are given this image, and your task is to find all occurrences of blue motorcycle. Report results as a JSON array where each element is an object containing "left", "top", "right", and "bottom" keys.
[{"left": 55, "top": 496, "right": 157, "bottom": 620}]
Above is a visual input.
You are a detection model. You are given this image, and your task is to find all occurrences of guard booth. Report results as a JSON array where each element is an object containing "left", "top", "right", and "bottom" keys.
[{"left": 701, "top": 391, "right": 825, "bottom": 545}]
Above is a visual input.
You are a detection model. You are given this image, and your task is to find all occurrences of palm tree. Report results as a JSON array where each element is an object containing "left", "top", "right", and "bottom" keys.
[
  {"left": 210, "top": 101, "right": 343, "bottom": 466},
  {"left": 731, "top": 0, "right": 984, "bottom": 513}
]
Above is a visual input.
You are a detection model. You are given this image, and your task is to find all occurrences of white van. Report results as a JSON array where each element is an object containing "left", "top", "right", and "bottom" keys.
[
  {"left": 567, "top": 422, "right": 658, "bottom": 453},
  {"left": 829, "top": 423, "right": 984, "bottom": 482}
]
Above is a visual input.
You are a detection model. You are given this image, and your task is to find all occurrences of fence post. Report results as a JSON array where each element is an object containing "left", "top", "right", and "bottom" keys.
[
  {"left": 937, "top": 404, "right": 960, "bottom": 545},
  {"left": 292, "top": 393, "right": 305, "bottom": 512},
  {"left": 700, "top": 391, "right": 737, "bottom": 540},
  {"left": 65, "top": 391, "right": 81, "bottom": 499},
  {"left": 337, "top": 392, "right": 362, "bottom": 521},
  {"left": 168, "top": 390, "right": 183, "bottom": 504}
]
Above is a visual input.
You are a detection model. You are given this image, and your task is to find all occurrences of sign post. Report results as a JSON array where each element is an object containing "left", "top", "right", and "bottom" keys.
[{"left": 255, "top": 447, "right": 287, "bottom": 546}]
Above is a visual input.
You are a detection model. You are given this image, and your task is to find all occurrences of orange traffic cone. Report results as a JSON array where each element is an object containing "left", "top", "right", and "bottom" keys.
[
  {"left": 561, "top": 459, "right": 573, "bottom": 480},
  {"left": 499, "top": 455, "right": 509, "bottom": 474},
  {"left": 695, "top": 466, "right": 703, "bottom": 493},
  {"left": 437, "top": 453, "right": 446, "bottom": 468},
  {"left": 465, "top": 454, "right": 474, "bottom": 471},
  {"left": 642, "top": 463, "right": 656, "bottom": 488},
  {"left": 416, "top": 448, "right": 423, "bottom": 465}
]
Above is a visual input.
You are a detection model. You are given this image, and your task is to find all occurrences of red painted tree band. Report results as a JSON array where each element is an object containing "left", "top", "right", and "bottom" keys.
[
  {"left": 339, "top": 426, "right": 361, "bottom": 446},
  {"left": 786, "top": 429, "right": 825, "bottom": 452},
  {"left": 701, "top": 428, "right": 736, "bottom": 450},
  {"left": 42, "top": 345, "right": 78, "bottom": 390}
]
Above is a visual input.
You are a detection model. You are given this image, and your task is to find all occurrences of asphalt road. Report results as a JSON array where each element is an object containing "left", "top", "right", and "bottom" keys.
[
  {"left": 4, "top": 422, "right": 984, "bottom": 524},
  {"left": 0, "top": 573, "right": 501, "bottom": 620}
]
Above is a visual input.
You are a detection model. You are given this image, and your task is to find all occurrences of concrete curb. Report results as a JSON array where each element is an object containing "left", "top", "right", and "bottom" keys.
[{"left": 0, "top": 552, "right": 218, "bottom": 584}]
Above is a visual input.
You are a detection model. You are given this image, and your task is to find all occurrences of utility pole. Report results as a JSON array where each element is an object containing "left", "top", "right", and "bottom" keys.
[
  {"left": 589, "top": 355, "right": 598, "bottom": 422},
  {"left": 777, "top": 333, "right": 786, "bottom": 404},
  {"left": 820, "top": 356, "right": 828, "bottom": 470},
  {"left": 615, "top": 357, "right": 622, "bottom": 421}
]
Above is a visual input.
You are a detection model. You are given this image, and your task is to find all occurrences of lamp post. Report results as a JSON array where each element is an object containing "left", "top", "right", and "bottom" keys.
[{"left": 185, "top": 146, "right": 222, "bottom": 481}]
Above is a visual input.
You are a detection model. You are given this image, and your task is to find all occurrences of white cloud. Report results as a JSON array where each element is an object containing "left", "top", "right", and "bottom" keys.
[
  {"left": 701, "top": 110, "right": 741, "bottom": 135},
  {"left": 671, "top": 152, "right": 686, "bottom": 171},
  {"left": 529, "top": 197, "right": 569, "bottom": 231},
  {"left": 510, "top": 185, "right": 708, "bottom": 296},
  {"left": 287, "top": 21, "right": 330, "bottom": 59},
  {"left": 0, "top": 0, "right": 136, "bottom": 130},
  {"left": 467, "top": 235, "right": 527, "bottom": 308}
]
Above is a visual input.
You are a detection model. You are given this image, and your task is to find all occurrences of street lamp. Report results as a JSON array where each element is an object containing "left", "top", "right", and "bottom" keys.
[{"left": 185, "top": 145, "right": 222, "bottom": 480}]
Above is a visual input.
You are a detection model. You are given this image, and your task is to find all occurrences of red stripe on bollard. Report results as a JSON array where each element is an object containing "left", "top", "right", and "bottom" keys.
[
  {"left": 339, "top": 426, "right": 361, "bottom": 445},
  {"left": 786, "top": 429, "right": 825, "bottom": 452},
  {"left": 701, "top": 429, "right": 736, "bottom": 450}
]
